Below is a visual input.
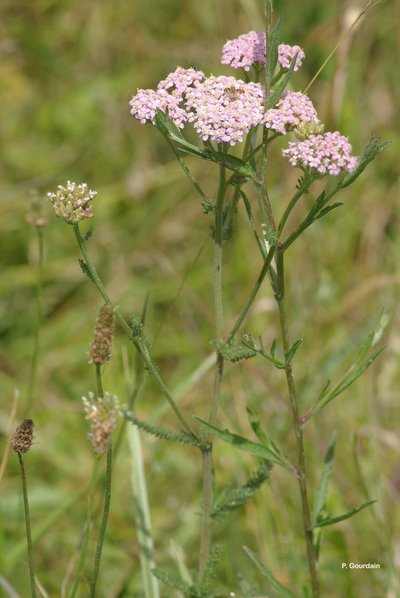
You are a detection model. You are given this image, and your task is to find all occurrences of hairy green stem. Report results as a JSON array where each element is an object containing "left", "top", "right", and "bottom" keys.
[
  {"left": 275, "top": 249, "right": 319, "bottom": 597},
  {"left": 199, "top": 164, "right": 226, "bottom": 577},
  {"left": 26, "top": 226, "right": 44, "bottom": 414},
  {"left": 227, "top": 245, "right": 276, "bottom": 344},
  {"left": 230, "top": 179, "right": 313, "bottom": 345},
  {"left": 72, "top": 224, "right": 196, "bottom": 437},
  {"left": 277, "top": 178, "right": 313, "bottom": 235},
  {"left": 18, "top": 453, "right": 36, "bottom": 598}
]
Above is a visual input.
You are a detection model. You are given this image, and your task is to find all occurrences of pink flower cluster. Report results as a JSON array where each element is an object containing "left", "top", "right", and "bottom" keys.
[
  {"left": 263, "top": 92, "right": 319, "bottom": 135},
  {"left": 185, "top": 76, "right": 264, "bottom": 145},
  {"left": 278, "top": 44, "right": 305, "bottom": 71},
  {"left": 221, "top": 31, "right": 266, "bottom": 71},
  {"left": 282, "top": 131, "right": 358, "bottom": 176},
  {"left": 157, "top": 66, "right": 205, "bottom": 96},
  {"left": 129, "top": 67, "right": 205, "bottom": 129},
  {"left": 221, "top": 31, "right": 305, "bottom": 72}
]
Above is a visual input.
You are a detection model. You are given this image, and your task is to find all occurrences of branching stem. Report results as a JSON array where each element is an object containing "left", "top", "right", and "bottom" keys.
[{"left": 72, "top": 224, "right": 195, "bottom": 437}]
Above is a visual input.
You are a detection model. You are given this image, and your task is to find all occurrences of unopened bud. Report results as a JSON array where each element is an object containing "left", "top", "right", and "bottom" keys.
[{"left": 293, "top": 121, "right": 325, "bottom": 141}]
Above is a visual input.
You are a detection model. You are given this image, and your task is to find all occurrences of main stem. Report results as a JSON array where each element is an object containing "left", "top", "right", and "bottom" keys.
[
  {"left": 199, "top": 164, "right": 226, "bottom": 576},
  {"left": 18, "top": 453, "right": 36, "bottom": 598},
  {"left": 275, "top": 249, "right": 319, "bottom": 596}
]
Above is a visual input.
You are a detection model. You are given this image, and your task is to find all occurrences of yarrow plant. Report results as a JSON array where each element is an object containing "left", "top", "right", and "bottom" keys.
[{"left": 42, "top": 3, "right": 389, "bottom": 597}]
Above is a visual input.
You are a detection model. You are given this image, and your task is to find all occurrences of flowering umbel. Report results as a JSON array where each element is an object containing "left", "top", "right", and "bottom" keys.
[
  {"left": 263, "top": 92, "right": 319, "bottom": 135},
  {"left": 89, "top": 304, "right": 115, "bottom": 365},
  {"left": 11, "top": 419, "right": 34, "bottom": 454},
  {"left": 282, "top": 131, "right": 358, "bottom": 176},
  {"left": 47, "top": 181, "right": 97, "bottom": 224},
  {"left": 221, "top": 31, "right": 305, "bottom": 72},
  {"left": 185, "top": 76, "right": 264, "bottom": 145},
  {"left": 82, "top": 392, "right": 119, "bottom": 455}
]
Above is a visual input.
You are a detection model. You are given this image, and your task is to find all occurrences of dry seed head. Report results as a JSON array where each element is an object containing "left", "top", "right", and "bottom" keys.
[
  {"left": 11, "top": 419, "right": 34, "bottom": 454},
  {"left": 89, "top": 304, "right": 115, "bottom": 365},
  {"left": 82, "top": 392, "right": 119, "bottom": 454}
]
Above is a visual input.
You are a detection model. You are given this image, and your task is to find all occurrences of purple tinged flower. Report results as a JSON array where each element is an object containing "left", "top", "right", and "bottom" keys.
[
  {"left": 185, "top": 76, "right": 264, "bottom": 145},
  {"left": 221, "top": 31, "right": 266, "bottom": 71},
  {"left": 221, "top": 31, "right": 305, "bottom": 73},
  {"left": 130, "top": 68, "right": 205, "bottom": 129},
  {"left": 129, "top": 88, "right": 187, "bottom": 128},
  {"left": 263, "top": 92, "right": 319, "bottom": 135},
  {"left": 278, "top": 44, "right": 305, "bottom": 71},
  {"left": 282, "top": 131, "right": 359, "bottom": 176},
  {"left": 157, "top": 66, "right": 205, "bottom": 98}
]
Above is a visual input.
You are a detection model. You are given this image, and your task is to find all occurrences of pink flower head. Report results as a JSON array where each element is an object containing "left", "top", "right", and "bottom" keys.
[
  {"left": 221, "top": 31, "right": 266, "bottom": 71},
  {"left": 129, "top": 88, "right": 187, "bottom": 128},
  {"left": 185, "top": 76, "right": 264, "bottom": 145},
  {"left": 263, "top": 92, "right": 319, "bottom": 135},
  {"left": 221, "top": 31, "right": 306, "bottom": 73},
  {"left": 157, "top": 66, "right": 205, "bottom": 98},
  {"left": 282, "top": 131, "right": 359, "bottom": 176},
  {"left": 278, "top": 44, "right": 305, "bottom": 71}
]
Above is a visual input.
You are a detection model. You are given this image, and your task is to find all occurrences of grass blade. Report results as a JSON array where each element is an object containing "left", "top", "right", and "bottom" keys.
[{"left": 243, "top": 546, "right": 295, "bottom": 597}]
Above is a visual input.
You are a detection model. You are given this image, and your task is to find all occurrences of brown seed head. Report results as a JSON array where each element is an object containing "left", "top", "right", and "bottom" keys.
[
  {"left": 11, "top": 419, "right": 34, "bottom": 454},
  {"left": 89, "top": 304, "right": 115, "bottom": 365}
]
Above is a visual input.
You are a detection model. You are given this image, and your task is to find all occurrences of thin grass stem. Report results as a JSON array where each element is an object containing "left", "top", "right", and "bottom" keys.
[
  {"left": 18, "top": 453, "right": 37, "bottom": 598},
  {"left": 68, "top": 460, "right": 99, "bottom": 598},
  {"left": 26, "top": 226, "right": 44, "bottom": 414},
  {"left": 89, "top": 442, "right": 112, "bottom": 598}
]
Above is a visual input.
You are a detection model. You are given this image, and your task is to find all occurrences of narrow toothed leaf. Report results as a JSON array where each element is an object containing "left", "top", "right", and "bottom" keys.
[
  {"left": 194, "top": 417, "right": 293, "bottom": 472},
  {"left": 313, "top": 500, "right": 376, "bottom": 529}
]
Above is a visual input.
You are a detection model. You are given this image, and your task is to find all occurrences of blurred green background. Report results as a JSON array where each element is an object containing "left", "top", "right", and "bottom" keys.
[{"left": 0, "top": 0, "right": 399, "bottom": 596}]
